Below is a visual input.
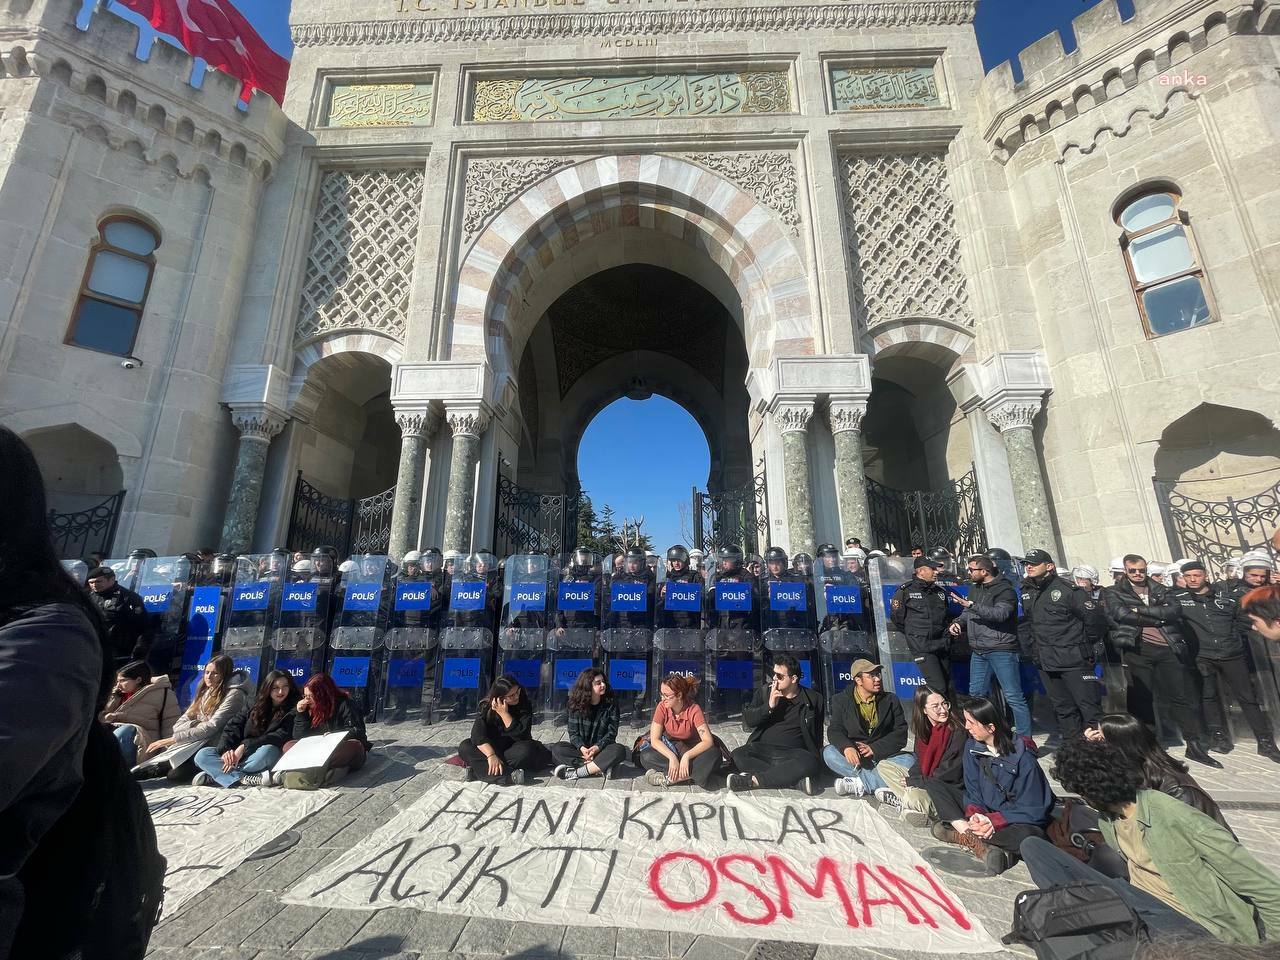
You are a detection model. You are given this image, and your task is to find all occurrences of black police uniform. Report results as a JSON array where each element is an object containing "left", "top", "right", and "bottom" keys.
[
  {"left": 1020, "top": 574, "right": 1104, "bottom": 739},
  {"left": 890, "top": 576, "right": 952, "bottom": 693},
  {"left": 91, "top": 582, "right": 150, "bottom": 664}
]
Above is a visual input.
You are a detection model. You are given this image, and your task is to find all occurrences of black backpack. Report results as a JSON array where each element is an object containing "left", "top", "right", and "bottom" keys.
[
  {"left": 9, "top": 721, "right": 166, "bottom": 959},
  {"left": 1003, "top": 882, "right": 1148, "bottom": 960}
]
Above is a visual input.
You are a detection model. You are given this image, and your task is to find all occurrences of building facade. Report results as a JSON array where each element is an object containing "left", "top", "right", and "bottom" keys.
[{"left": 2, "top": 0, "right": 1277, "bottom": 572}]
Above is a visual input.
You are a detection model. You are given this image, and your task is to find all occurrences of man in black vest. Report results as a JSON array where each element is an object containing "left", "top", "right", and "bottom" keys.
[{"left": 890, "top": 557, "right": 952, "bottom": 694}]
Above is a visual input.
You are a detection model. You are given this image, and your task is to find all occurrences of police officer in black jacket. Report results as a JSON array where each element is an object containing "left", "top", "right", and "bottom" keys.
[
  {"left": 1018, "top": 549, "right": 1104, "bottom": 740},
  {"left": 890, "top": 556, "right": 953, "bottom": 694},
  {"left": 87, "top": 565, "right": 150, "bottom": 665},
  {"left": 1103, "top": 553, "right": 1220, "bottom": 768},
  {"left": 1173, "top": 561, "right": 1280, "bottom": 762}
]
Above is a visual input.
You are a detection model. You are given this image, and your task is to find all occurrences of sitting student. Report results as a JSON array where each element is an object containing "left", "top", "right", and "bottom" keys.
[
  {"left": 279, "top": 673, "right": 373, "bottom": 789},
  {"left": 100, "top": 660, "right": 178, "bottom": 767},
  {"left": 458, "top": 675, "right": 551, "bottom": 785},
  {"left": 552, "top": 668, "right": 626, "bottom": 781},
  {"left": 1085, "top": 712, "right": 1231, "bottom": 833},
  {"left": 637, "top": 673, "right": 723, "bottom": 789},
  {"left": 728, "top": 653, "right": 825, "bottom": 795},
  {"left": 132, "top": 655, "right": 248, "bottom": 781},
  {"left": 874, "top": 685, "right": 967, "bottom": 827},
  {"left": 1023, "top": 738, "right": 1280, "bottom": 945},
  {"left": 823, "top": 659, "right": 911, "bottom": 798},
  {"left": 192, "top": 670, "right": 300, "bottom": 787},
  {"left": 929, "top": 696, "right": 1054, "bottom": 875}
]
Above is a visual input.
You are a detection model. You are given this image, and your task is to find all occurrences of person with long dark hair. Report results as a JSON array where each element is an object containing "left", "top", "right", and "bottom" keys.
[
  {"left": 0, "top": 426, "right": 162, "bottom": 957},
  {"left": 928, "top": 696, "right": 1054, "bottom": 875},
  {"left": 873, "top": 685, "right": 967, "bottom": 827},
  {"left": 192, "top": 670, "right": 300, "bottom": 787},
  {"left": 279, "top": 673, "right": 372, "bottom": 789},
  {"left": 551, "top": 668, "right": 625, "bottom": 781},
  {"left": 457, "top": 675, "right": 551, "bottom": 785},
  {"left": 1084, "top": 712, "right": 1230, "bottom": 831},
  {"left": 100, "top": 660, "right": 178, "bottom": 768},
  {"left": 132, "top": 654, "right": 248, "bottom": 782}
]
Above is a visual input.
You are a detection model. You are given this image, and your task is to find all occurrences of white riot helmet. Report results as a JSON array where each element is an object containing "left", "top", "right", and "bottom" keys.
[
  {"left": 1071, "top": 564, "right": 1099, "bottom": 585},
  {"left": 1109, "top": 556, "right": 1125, "bottom": 575},
  {"left": 403, "top": 550, "right": 423, "bottom": 564},
  {"left": 1241, "top": 551, "right": 1272, "bottom": 572}
]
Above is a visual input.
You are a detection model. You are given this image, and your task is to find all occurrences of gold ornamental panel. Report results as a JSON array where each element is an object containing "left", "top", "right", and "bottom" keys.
[
  {"left": 830, "top": 65, "right": 940, "bottom": 112},
  {"left": 325, "top": 82, "right": 436, "bottom": 128}
]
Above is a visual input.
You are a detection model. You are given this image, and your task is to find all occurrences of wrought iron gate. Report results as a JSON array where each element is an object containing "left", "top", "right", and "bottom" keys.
[
  {"left": 285, "top": 471, "right": 395, "bottom": 557},
  {"left": 693, "top": 474, "right": 769, "bottom": 555},
  {"left": 865, "top": 465, "right": 986, "bottom": 558},
  {"left": 1154, "top": 477, "right": 1280, "bottom": 578},
  {"left": 49, "top": 490, "right": 126, "bottom": 560},
  {"left": 493, "top": 474, "right": 580, "bottom": 557}
]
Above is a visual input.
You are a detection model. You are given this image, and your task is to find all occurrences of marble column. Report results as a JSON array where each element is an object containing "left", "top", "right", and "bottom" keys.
[
  {"left": 219, "top": 407, "right": 287, "bottom": 555},
  {"left": 775, "top": 399, "right": 816, "bottom": 556},
  {"left": 987, "top": 399, "right": 1056, "bottom": 554},
  {"left": 827, "top": 397, "right": 871, "bottom": 544},
  {"left": 441, "top": 403, "right": 490, "bottom": 556},
  {"left": 387, "top": 407, "right": 441, "bottom": 561}
]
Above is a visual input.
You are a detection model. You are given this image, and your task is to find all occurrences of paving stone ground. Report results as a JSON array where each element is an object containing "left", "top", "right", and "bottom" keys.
[{"left": 144, "top": 719, "right": 1280, "bottom": 960}]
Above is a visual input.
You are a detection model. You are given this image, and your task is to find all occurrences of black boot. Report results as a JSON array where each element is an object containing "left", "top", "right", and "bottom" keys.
[
  {"left": 1257, "top": 738, "right": 1280, "bottom": 764},
  {"left": 1185, "top": 740, "right": 1224, "bottom": 769},
  {"left": 1209, "top": 729, "right": 1234, "bottom": 754}
]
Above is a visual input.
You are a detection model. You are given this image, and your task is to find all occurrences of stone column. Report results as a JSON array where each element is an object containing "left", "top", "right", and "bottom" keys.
[
  {"left": 441, "top": 403, "right": 491, "bottom": 556},
  {"left": 774, "top": 399, "right": 816, "bottom": 555},
  {"left": 826, "top": 396, "right": 871, "bottom": 544},
  {"left": 387, "top": 406, "right": 441, "bottom": 561},
  {"left": 987, "top": 399, "right": 1056, "bottom": 554},
  {"left": 219, "top": 406, "right": 287, "bottom": 555}
]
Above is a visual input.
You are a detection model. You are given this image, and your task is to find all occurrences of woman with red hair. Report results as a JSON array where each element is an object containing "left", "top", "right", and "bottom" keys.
[{"left": 278, "top": 673, "right": 371, "bottom": 789}]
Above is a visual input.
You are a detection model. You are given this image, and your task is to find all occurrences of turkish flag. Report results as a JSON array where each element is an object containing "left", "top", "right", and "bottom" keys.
[{"left": 112, "top": 0, "right": 289, "bottom": 105}]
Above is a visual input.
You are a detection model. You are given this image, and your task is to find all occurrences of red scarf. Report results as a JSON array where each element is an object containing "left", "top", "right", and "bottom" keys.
[{"left": 917, "top": 721, "right": 951, "bottom": 777}]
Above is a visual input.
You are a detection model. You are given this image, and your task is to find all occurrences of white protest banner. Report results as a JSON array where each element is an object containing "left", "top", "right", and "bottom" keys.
[
  {"left": 146, "top": 786, "right": 337, "bottom": 916},
  {"left": 283, "top": 782, "right": 999, "bottom": 952}
]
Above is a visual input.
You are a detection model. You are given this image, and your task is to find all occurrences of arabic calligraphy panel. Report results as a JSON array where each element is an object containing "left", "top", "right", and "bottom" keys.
[
  {"left": 326, "top": 82, "right": 436, "bottom": 128},
  {"left": 470, "top": 72, "right": 790, "bottom": 122},
  {"left": 830, "top": 65, "right": 940, "bottom": 112}
]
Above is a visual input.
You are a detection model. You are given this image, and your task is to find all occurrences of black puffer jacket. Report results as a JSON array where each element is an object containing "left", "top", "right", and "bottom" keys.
[
  {"left": 957, "top": 574, "right": 1019, "bottom": 653},
  {"left": 1103, "top": 578, "right": 1195, "bottom": 664},
  {"left": 214, "top": 693, "right": 301, "bottom": 756},
  {"left": 1019, "top": 574, "right": 1101, "bottom": 671}
]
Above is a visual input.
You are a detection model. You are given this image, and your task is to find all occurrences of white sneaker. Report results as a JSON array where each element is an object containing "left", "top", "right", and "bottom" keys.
[
  {"left": 874, "top": 787, "right": 902, "bottom": 808},
  {"left": 644, "top": 769, "right": 670, "bottom": 788},
  {"left": 834, "top": 776, "right": 866, "bottom": 798},
  {"left": 191, "top": 772, "right": 215, "bottom": 787},
  {"left": 553, "top": 764, "right": 571, "bottom": 780}
]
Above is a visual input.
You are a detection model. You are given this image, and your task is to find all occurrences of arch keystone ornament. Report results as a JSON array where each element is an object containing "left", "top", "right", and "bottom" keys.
[{"left": 221, "top": 404, "right": 289, "bottom": 555}]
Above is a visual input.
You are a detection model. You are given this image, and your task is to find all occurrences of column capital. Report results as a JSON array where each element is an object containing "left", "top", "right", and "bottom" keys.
[
  {"left": 394, "top": 404, "right": 442, "bottom": 441},
  {"left": 772, "top": 398, "right": 816, "bottom": 434},
  {"left": 826, "top": 395, "right": 870, "bottom": 434},
  {"left": 444, "top": 401, "right": 491, "bottom": 438},
  {"left": 229, "top": 404, "right": 287, "bottom": 441},
  {"left": 985, "top": 398, "right": 1042, "bottom": 433}
]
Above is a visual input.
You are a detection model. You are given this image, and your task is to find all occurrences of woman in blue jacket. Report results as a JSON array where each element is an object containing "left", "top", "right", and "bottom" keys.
[{"left": 929, "top": 696, "right": 1054, "bottom": 875}]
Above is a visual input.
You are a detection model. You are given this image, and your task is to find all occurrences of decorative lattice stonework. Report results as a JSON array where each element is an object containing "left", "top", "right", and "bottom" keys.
[
  {"left": 683, "top": 151, "right": 801, "bottom": 237},
  {"left": 295, "top": 168, "right": 426, "bottom": 345},
  {"left": 838, "top": 151, "right": 972, "bottom": 328},
  {"left": 461, "top": 157, "right": 572, "bottom": 246}
]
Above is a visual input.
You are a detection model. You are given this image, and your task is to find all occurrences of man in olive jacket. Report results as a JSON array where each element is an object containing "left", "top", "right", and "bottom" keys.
[{"left": 821, "top": 660, "right": 911, "bottom": 798}]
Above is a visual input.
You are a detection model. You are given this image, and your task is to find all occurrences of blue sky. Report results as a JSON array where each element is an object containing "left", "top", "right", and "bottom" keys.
[
  {"left": 975, "top": 0, "right": 1135, "bottom": 80},
  {"left": 104, "top": 0, "right": 294, "bottom": 59}
]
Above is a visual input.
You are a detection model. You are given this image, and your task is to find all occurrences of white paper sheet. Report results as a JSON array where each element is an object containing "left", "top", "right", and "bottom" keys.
[{"left": 272, "top": 730, "right": 351, "bottom": 772}]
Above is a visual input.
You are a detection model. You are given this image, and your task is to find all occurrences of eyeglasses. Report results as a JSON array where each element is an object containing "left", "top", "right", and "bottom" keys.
[
  {"left": 659, "top": 690, "right": 677, "bottom": 700},
  {"left": 926, "top": 700, "right": 951, "bottom": 711},
  {"left": 1126, "top": 567, "right": 1147, "bottom": 575},
  {"left": 965, "top": 566, "right": 982, "bottom": 572}
]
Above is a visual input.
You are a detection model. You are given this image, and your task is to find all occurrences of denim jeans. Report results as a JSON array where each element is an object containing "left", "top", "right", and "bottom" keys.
[
  {"left": 193, "top": 744, "right": 283, "bottom": 787},
  {"left": 970, "top": 650, "right": 1033, "bottom": 736},
  {"left": 113, "top": 724, "right": 139, "bottom": 768},
  {"left": 822, "top": 744, "right": 915, "bottom": 792}
]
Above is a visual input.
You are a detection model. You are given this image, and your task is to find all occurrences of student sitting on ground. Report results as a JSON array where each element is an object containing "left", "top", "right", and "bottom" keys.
[
  {"left": 192, "top": 669, "right": 300, "bottom": 788},
  {"left": 279, "top": 673, "right": 373, "bottom": 789},
  {"left": 873, "top": 685, "right": 968, "bottom": 826},
  {"left": 929, "top": 696, "right": 1055, "bottom": 875},
  {"left": 823, "top": 659, "right": 912, "bottom": 798},
  {"left": 728, "top": 653, "right": 825, "bottom": 796},
  {"left": 552, "top": 668, "right": 626, "bottom": 781},
  {"left": 457, "top": 675, "right": 551, "bottom": 785},
  {"left": 637, "top": 673, "right": 724, "bottom": 789},
  {"left": 1084, "top": 712, "right": 1231, "bottom": 833},
  {"left": 1023, "top": 738, "right": 1280, "bottom": 945},
  {"left": 100, "top": 660, "right": 178, "bottom": 768},
  {"left": 132, "top": 655, "right": 249, "bottom": 782}
]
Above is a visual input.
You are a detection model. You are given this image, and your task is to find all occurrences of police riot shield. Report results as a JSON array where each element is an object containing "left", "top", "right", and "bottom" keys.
[
  {"left": 815, "top": 560, "right": 876, "bottom": 710},
  {"left": 547, "top": 550, "right": 602, "bottom": 723},
  {"left": 497, "top": 554, "right": 551, "bottom": 718},
  {"left": 135, "top": 556, "right": 196, "bottom": 680},
  {"left": 434, "top": 551, "right": 499, "bottom": 722},
  {"left": 603, "top": 553, "right": 660, "bottom": 725},
  {"left": 760, "top": 562, "right": 820, "bottom": 698},
  {"left": 868, "top": 555, "right": 922, "bottom": 706},
  {"left": 222, "top": 553, "right": 287, "bottom": 692},
  {"left": 62, "top": 559, "right": 88, "bottom": 585},
  {"left": 271, "top": 562, "right": 334, "bottom": 687},
  {"left": 654, "top": 550, "right": 705, "bottom": 713},
  {"left": 380, "top": 552, "right": 444, "bottom": 725},
  {"left": 704, "top": 553, "right": 759, "bottom": 721},
  {"left": 328, "top": 555, "right": 393, "bottom": 720},
  {"left": 104, "top": 553, "right": 148, "bottom": 592}
]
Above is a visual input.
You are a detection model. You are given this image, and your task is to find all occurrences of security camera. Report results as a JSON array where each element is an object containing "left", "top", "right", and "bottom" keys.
[{"left": 120, "top": 356, "right": 143, "bottom": 370}]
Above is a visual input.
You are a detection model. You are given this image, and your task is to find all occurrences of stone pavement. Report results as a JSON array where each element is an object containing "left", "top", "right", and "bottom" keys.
[{"left": 143, "top": 720, "right": 1280, "bottom": 960}]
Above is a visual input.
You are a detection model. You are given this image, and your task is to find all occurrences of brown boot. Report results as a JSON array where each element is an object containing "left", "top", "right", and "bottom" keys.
[
  {"left": 956, "top": 830, "right": 991, "bottom": 860},
  {"left": 957, "top": 831, "right": 1015, "bottom": 875}
]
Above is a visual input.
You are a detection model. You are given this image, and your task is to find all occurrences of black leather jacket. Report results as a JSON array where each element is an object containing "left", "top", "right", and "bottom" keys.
[{"left": 1103, "top": 578, "right": 1195, "bottom": 664}]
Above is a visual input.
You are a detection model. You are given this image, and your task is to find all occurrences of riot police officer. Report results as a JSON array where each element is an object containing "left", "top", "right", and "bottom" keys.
[
  {"left": 791, "top": 552, "right": 814, "bottom": 579},
  {"left": 889, "top": 556, "right": 952, "bottom": 693},
  {"left": 659, "top": 545, "right": 701, "bottom": 629},
  {"left": 556, "top": 547, "right": 602, "bottom": 634},
  {"left": 87, "top": 565, "right": 150, "bottom": 665},
  {"left": 714, "top": 545, "right": 756, "bottom": 631},
  {"left": 610, "top": 546, "right": 655, "bottom": 629},
  {"left": 816, "top": 543, "right": 861, "bottom": 634}
]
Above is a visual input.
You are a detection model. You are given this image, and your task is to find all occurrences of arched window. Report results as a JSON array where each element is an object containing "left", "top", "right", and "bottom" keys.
[
  {"left": 67, "top": 217, "right": 160, "bottom": 356},
  {"left": 1116, "top": 190, "right": 1214, "bottom": 337}
]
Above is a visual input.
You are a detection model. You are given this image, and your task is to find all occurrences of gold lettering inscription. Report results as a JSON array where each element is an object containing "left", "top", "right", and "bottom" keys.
[{"left": 326, "top": 82, "right": 435, "bottom": 128}]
